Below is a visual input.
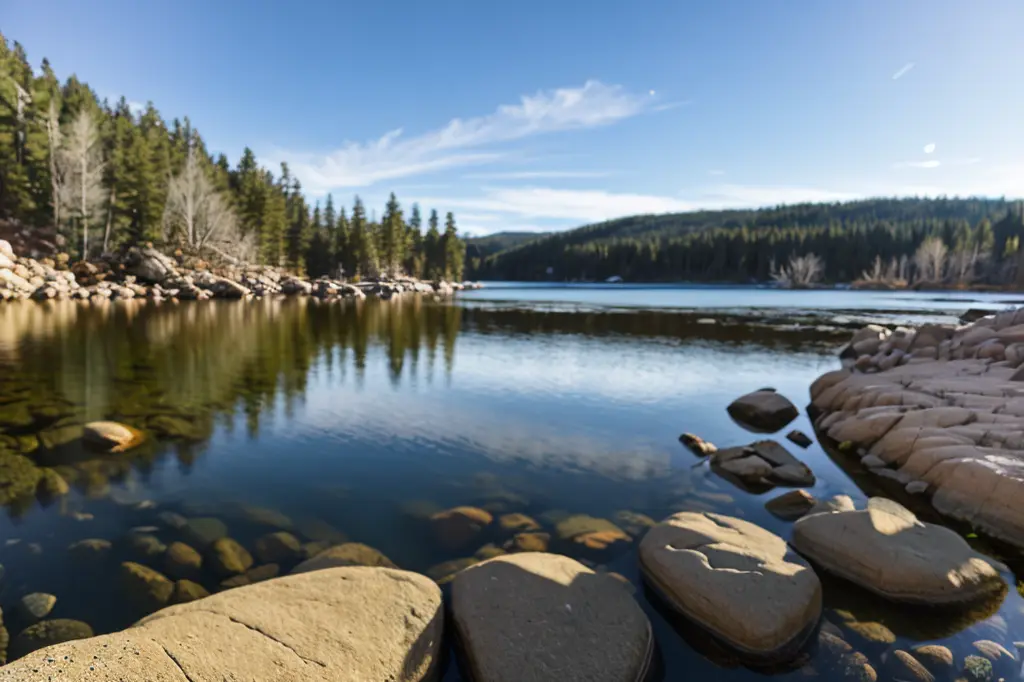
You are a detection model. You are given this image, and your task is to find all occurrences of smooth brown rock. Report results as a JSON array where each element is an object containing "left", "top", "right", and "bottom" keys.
[
  {"left": 207, "top": 537, "right": 253, "bottom": 576},
  {"left": 119, "top": 561, "right": 174, "bottom": 611},
  {"left": 451, "top": 553, "right": 652, "bottom": 682},
  {"left": 765, "top": 490, "right": 817, "bottom": 520},
  {"left": 253, "top": 531, "right": 303, "bottom": 564},
  {"left": 0, "top": 568, "right": 444, "bottom": 681},
  {"left": 505, "top": 532, "right": 551, "bottom": 552},
  {"left": 639, "top": 511, "right": 821, "bottom": 661},
  {"left": 427, "top": 557, "right": 478, "bottom": 585},
  {"left": 164, "top": 541, "right": 202, "bottom": 580},
  {"left": 169, "top": 579, "right": 210, "bottom": 605},
  {"left": 680, "top": 433, "right": 718, "bottom": 455},
  {"left": 82, "top": 421, "right": 144, "bottom": 452},
  {"left": 497, "top": 513, "right": 540, "bottom": 533},
  {"left": 787, "top": 430, "right": 813, "bottom": 448},
  {"left": 791, "top": 498, "right": 1005, "bottom": 605},
  {"left": 430, "top": 506, "right": 493, "bottom": 549},
  {"left": 290, "top": 542, "right": 397, "bottom": 573},
  {"left": 909, "top": 644, "right": 954, "bottom": 677},
  {"left": 712, "top": 440, "right": 815, "bottom": 488},
  {"left": 7, "top": 619, "right": 94, "bottom": 662},
  {"left": 727, "top": 390, "right": 799, "bottom": 432}
]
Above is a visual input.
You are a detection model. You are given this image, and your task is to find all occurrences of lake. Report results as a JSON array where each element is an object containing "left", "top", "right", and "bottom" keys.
[{"left": 0, "top": 286, "right": 1020, "bottom": 679}]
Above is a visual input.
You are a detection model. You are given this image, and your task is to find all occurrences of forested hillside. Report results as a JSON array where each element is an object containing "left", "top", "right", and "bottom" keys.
[
  {"left": 468, "top": 198, "right": 1024, "bottom": 287},
  {"left": 464, "top": 231, "right": 549, "bottom": 260},
  {"left": 0, "top": 33, "right": 465, "bottom": 281}
]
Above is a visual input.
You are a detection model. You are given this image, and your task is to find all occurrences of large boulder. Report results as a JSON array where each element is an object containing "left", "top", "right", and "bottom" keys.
[
  {"left": 0, "top": 568, "right": 444, "bottom": 680},
  {"left": 711, "top": 440, "right": 815, "bottom": 489},
  {"left": 124, "top": 247, "right": 177, "bottom": 284},
  {"left": 639, "top": 512, "right": 821, "bottom": 661},
  {"left": 7, "top": 619, "right": 94, "bottom": 662},
  {"left": 727, "top": 389, "right": 799, "bottom": 432},
  {"left": 450, "top": 553, "right": 652, "bottom": 682},
  {"left": 791, "top": 498, "right": 1006, "bottom": 605}
]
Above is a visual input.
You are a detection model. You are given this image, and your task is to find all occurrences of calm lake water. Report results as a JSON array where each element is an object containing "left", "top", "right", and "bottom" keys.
[{"left": 0, "top": 286, "right": 1021, "bottom": 679}]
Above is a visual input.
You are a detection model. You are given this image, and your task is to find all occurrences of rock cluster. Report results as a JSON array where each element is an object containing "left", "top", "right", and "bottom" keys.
[
  {"left": 0, "top": 240, "right": 480, "bottom": 304},
  {"left": 810, "top": 309, "right": 1024, "bottom": 547}
]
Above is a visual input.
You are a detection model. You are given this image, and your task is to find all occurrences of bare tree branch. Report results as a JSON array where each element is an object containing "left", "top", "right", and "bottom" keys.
[{"left": 60, "top": 109, "right": 106, "bottom": 256}]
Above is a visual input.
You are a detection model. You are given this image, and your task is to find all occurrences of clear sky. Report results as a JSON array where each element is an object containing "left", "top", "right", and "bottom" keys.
[{"left": 6, "top": 0, "right": 1024, "bottom": 235}]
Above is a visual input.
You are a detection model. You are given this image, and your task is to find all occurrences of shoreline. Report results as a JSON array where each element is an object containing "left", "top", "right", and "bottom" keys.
[{"left": 0, "top": 241, "right": 481, "bottom": 304}]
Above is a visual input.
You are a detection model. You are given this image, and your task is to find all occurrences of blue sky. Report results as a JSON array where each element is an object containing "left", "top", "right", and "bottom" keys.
[{"left": 6, "top": 1, "right": 1024, "bottom": 235}]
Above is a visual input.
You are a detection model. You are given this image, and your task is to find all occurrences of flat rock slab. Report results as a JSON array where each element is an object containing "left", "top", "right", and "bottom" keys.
[
  {"left": 639, "top": 512, "right": 821, "bottom": 662},
  {"left": 450, "top": 552, "right": 652, "bottom": 682},
  {"left": 712, "top": 440, "right": 815, "bottom": 490},
  {"left": 0, "top": 567, "right": 443, "bottom": 681},
  {"left": 727, "top": 390, "right": 799, "bottom": 432},
  {"left": 791, "top": 497, "right": 1006, "bottom": 605}
]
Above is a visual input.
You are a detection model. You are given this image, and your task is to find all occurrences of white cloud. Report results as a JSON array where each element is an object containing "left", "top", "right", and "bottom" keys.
[
  {"left": 892, "top": 62, "right": 915, "bottom": 80},
  {"left": 685, "top": 184, "right": 859, "bottom": 208},
  {"left": 463, "top": 170, "right": 610, "bottom": 180},
  {"left": 128, "top": 101, "right": 145, "bottom": 115},
  {"left": 417, "top": 187, "right": 695, "bottom": 223},
  {"left": 649, "top": 89, "right": 656, "bottom": 96},
  {"left": 895, "top": 160, "right": 942, "bottom": 169},
  {"left": 268, "top": 81, "right": 656, "bottom": 192},
  {"left": 923, "top": 143, "right": 936, "bottom": 154}
]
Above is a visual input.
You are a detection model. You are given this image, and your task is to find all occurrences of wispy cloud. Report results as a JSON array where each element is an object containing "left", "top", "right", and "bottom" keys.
[
  {"left": 269, "top": 81, "right": 658, "bottom": 192},
  {"left": 462, "top": 170, "right": 610, "bottom": 180},
  {"left": 686, "top": 184, "right": 858, "bottom": 208},
  {"left": 892, "top": 62, "right": 915, "bottom": 80},
  {"left": 895, "top": 160, "right": 941, "bottom": 169},
  {"left": 416, "top": 187, "right": 695, "bottom": 223},
  {"left": 923, "top": 143, "right": 936, "bottom": 154}
]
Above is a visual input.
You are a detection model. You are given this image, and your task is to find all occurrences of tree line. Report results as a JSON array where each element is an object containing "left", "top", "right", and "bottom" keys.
[
  {"left": 0, "top": 33, "right": 465, "bottom": 281},
  {"left": 470, "top": 198, "right": 1024, "bottom": 287}
]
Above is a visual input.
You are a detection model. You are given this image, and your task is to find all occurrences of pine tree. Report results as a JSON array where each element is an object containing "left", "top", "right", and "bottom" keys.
[
  {"left": 441, "top": 211, "right": 464, "bottom": 281},
  {"left": 334, "top": 206, "right": 350, "bottom": 277},
  {"left": 262, "top": 176, "right": 288, "bottom": 267},
  {"left": 423, "top": 209, "right": 442, "bottom": 280},
  {"left": 380, "top": 192, "right": 406, "bottom": 277},
  {"left": 323, "top": 194, "right": 336, "bottom": 233},
  {"left": 348, "top": 196, "right": 377, "bottom": 279},
  {"left": 285, "top": 180, "right": 310, "bottom": 272},
  {"left": 405, "top": 203, "right": 423, "bottom": 277}
]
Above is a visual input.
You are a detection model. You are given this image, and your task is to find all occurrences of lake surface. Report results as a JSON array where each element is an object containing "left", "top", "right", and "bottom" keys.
[{"left": 0, "top": 287, "right": 1020, "bottom": 679}]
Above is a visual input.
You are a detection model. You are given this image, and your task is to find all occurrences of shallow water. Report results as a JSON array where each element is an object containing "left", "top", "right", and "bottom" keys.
[{"left": 0, "top": 292, "right": 1020, "bottom": 679}]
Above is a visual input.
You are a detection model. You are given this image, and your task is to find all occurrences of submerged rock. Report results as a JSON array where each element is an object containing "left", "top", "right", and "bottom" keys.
[
  {"left": 207, "top": 537, "right": 254, "bottom": 576},
  {"left": 8, "top": 619, "right": 93, "bottom": 661},
  {"left": 727, "top": 389, "right": 799, "bottom": 432},
  {"left": 181, "top": 516, "right": 228, "bottom": 549},
  {"left": 253, "top": 531, "right": 303, "bottom": 564},
  {"left": 35, "top": 468, "right": 69, "bottom": 499},
  {"left": 0, "top": 453, "right": 42, "bottom": 505},
  {"left": 82, "top": 421, "right": 144, "bottom": 452},
  {"left": 68, "top": 538, "right": 112, "bottom": 562},
  {"left": 639, "top": 511, "right": 821, "bottom": 661},
  {"left": 119, "top": 561, "right": 174, "bottom": 611},
  {"left": 504, "top": 532, "right": 551, "bottom": 553},
  {"left": 220, "top": 564, "right": 281, "bottom": 589},
  {"left": 711, "top": 440, "right": 815, "bottom": 489},
  {"left": 164, "top": 541, "right": 203, "bottom": 580},
  {"left": 880, "top": 650, "right": 934, "bottom": 682},
  {"left": 909, "top": 644, "right": 954, "bottom": 678},
  {"left": 430, "top": 506, "right": 493, "bottom": 549},
  {"left": 791, "top": 497, "right": 1005, "bottom": 605},
  {"left": 427, "top": 557, "right": 479, "bottom": 585},
  {"left": 169, "top": 579, "right": 210, "bottom": 605},
  {"left": 16, "top": 593, "right": 56, "bottom": 624},
  {"left": 290, "top": 542, "right": 398, "bottom": 573},
  {"left": 127, "top": 533, "right": 167, "bottom": 560},
  {"left": 786, "top": 430, "right": 813, "bottom": 448},
  {"left": 451, "top": 553, "right": 652, "bottom": 682},
  {"left": 497, "top": 513, "right": 540, "bottom": 533},
  {"left": 613, "top": 511, "right": 657, "bottom": 537}
]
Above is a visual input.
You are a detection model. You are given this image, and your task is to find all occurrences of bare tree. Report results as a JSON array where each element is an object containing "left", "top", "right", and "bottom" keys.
[
  {"left": 914, "top": 237, "right": 948, "bottom": 283},
  {"left": 949, "top": 245, "right": 980, "bottom": 285},
  {"left": 771, "top": 252, "right": 824, "bottom": 287},
  {"left": 45, "top": 99, "right": 68, "bottom": 228},
  {"left": 163, "top": 147, "right": 246, "bottom": 257},
  {"left": 60, "top": 109, "right": 106, "bottom": 256}
]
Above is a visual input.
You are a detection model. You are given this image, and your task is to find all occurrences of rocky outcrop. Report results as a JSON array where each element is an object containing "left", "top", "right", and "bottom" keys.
[
  {"left": 727, "top": 389, "right": 799, "bottom": 432},
  {"left": 791, "top": 497, "right": 1006, "bottom": 605},
  {"left": 450, "top": 553, "right": 652, "bottom": 682},
  {"left": 0, "top": 240, "right": 480, "bottom": 304},
  {"left": 0, "top": 567, "right": 444, "bottom": 679},
  {"left": 639, "top": 512, "right": 821, "bottom": 662},
  {"left": 711, "top": 440, "right": 815, "bottom": 490},
  {"left": 810, "top": 310, "right": 1024, "bottom": 548}
]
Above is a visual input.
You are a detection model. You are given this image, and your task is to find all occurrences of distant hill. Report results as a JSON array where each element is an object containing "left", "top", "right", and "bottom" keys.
[
  {"left": 465, "top": 231, "right": 550, "bottom": 260},
  {"left": 468, "top": 197, "right": 1024, "bottom": 284}
]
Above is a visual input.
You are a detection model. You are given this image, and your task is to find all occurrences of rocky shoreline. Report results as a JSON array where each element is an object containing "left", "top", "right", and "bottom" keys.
[
  {"left": 809, "top": 308, "right": 1024, "bottom": 550},
  {"left": 0, "top": 240, "right": 480, "bottom": 304}
]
